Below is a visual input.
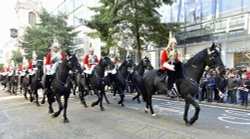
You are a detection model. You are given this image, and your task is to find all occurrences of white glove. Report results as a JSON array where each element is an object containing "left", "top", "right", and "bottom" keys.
[
  {"left": 45, "top": 65, "right": 50, "bottom": 70},
  {"left": 84, "top": 65, "right": 89, "bottom": 70},
  {"left": 163, "top": 62, "right": 175, "bottom": 71}
]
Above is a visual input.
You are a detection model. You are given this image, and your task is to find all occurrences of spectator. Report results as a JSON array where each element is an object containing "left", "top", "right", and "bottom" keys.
[
  {"left": 238, "top": 73, "right": 249, "bottom": 107},
  {"left": 227, "top": 68, "right": 240, "bottom": 104},
  {"left": 205, "top": 70, "right": 217, "bottom": 102}
]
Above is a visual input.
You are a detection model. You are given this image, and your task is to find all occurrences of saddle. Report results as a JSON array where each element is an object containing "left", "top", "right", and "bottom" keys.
[{"left": 157, "top": 69, "right": 168, "bottom": 83}]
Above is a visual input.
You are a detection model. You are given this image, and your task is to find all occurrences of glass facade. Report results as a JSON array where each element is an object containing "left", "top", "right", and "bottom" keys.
[{"left": 163, "top": 0, "right": 250, "bottom": 23}]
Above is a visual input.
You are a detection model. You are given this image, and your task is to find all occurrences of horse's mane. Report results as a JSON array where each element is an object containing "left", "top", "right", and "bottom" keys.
[
  {"left": 118, "top": 60, "right": 127, "bottom": 71},
  {"left": 185, "top": 48, "right": 207, "bottom": 68},
  {"left": 134, "top": 60, "right": 143, "bottom": 71}
]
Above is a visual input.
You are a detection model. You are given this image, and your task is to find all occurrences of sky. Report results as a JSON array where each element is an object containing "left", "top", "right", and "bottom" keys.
[
  {"left": 0, "top": 0, "right": 17, "bottom": 46},
  {"left": 0, "top": 0, "right": 60, "bottom": 46}
]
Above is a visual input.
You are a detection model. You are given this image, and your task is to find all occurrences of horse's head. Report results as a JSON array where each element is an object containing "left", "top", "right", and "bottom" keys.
[
  {"left": 100, "top": 56, "right": 115, "bottom": 71},
  {"left": 36, "top": 60, "right": 43, "bottom": 69},
  {"left": 35, "top": 60, "right": 44, "bottom": 80},
  {"left": 67, "top": 52, "right": 82, "bottom": 74},
  {"left": 126, "top": 56, "right": 136, "bottom": 69},
  {"left": 205, "top": 43, "right": 226, "bottom": 76},
  {"left": 141, "top": 56, "right": 154, "bottom": 70}
]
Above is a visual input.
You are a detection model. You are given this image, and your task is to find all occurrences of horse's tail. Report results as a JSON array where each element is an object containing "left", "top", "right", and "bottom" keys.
[
  {"left": 140, "top": 86, "right": 147, "bottom": 102},
  {"left": 132, "top": 72, "right": 147, "bottom": 102}
]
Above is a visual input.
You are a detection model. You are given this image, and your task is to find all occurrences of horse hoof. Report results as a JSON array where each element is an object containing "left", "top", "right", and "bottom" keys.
[
  {"left": 63, "top": 118, "right": 69, "bottom": 123},
  {"left": 41, "top": 100, "right": 45, "bottom": 104},
  {"left": 144, "top": 108, "right": 149, "bottom": 113},
  {"left": 91, "top": 102, "right": 97, "bottom": 107},
  {"left": 185, "top": 122, "right": 191, "bottom": 126},
  {"left": 121, "top": 104, "right": 125, "bottom": 107},
  {"left": 48, "top": 109, "right": 54, "bottom": 114},
  {"left": 100, "top": 108, "right": 105, "bottom": 111},
  {"left": 152, "top": 113, "right": 159, "bottom": 118},
  {"left": 36, "top": 103, "right": 40, "bottom": 107},
  {"left": 106, "top": 101, "right": 111, "bottom": 104},
  {"left": 30, "top": 98, "right": 33, "bottom": 102},
  {"left": 52, "top": 113, "right": 59, "bottom": 118},
  {"left": 84, "top": 105, "right": 88, "bottom": 108}
]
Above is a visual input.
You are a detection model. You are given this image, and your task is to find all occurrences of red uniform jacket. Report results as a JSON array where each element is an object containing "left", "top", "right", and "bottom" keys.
[
  {"left": 28, "top": 60, "right": 33, "bottom": 71},
  {"left": 7, "top": 67, "right": 11, "bottom": 73},
  {"left": 45, "top": 52, "right": 66, "bottom": 66},
  {"left": 1, "top": 67, "right": 6, "bottom": 73},
  {"left": 160, "top": 49, "right": 180, "bottom": 70},
  {"left": 18, "top": 64, "right": 23, "bottom": 72},
  {"left": 83, "top": 54, "right": 99, "bottom": 68},
  {"left": 246, "top": 71, "right": 250, "bottom": 80}
]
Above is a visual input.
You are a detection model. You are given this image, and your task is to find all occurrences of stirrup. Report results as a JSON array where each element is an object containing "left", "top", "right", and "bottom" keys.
[{"left": 167, "top": 89, "right": 177, "bottom": 98}]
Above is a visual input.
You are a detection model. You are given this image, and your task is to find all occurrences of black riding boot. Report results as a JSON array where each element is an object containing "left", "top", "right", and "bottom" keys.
[
  {"left": 28, "top": 75, "right": 32, "bottom": 90},
  {"left": 167, "top": 70, "right": 178, "bottom": 98},
  {"left": 160, "top": 74, "right": 167, "bottom": 82}
]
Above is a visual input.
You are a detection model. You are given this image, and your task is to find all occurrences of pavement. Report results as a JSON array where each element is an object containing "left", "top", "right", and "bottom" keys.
[{"left": 152, "top": 94, "right": 250, "bottom": 111}]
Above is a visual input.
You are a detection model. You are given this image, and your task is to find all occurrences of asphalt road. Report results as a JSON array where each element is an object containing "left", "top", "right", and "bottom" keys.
[{"left": 0, "top": 89, "right": 249, "bottom": 139}]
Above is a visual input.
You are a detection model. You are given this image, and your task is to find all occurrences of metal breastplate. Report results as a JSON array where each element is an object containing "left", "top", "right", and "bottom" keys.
[
  {"left": 88, "top": 55, "right": 96, "bottom": 64},
  {"left": 167, "top": 49, "right": 175, "bottom": 62}
]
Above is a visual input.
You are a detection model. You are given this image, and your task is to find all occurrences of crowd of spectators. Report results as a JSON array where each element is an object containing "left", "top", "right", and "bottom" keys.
[{"left": 198, "top": 66, "right": 250, "bottom": 107}]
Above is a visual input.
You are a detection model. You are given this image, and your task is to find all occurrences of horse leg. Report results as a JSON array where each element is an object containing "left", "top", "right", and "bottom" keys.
[
  {"left": 183, "top": 100, "right": 190, "bottom": 125},
  {"left": 47, "top": 90, "right": 54, "bottom": 114},
  {"left": 41, "top": 89, "right": 47, "bottom": 104},
  {"left": 103, "top": 91, "right": 110, "bottom": 104},
  {"left": 24, "top": 87, "right": 28, "bottom": 100},
  {"left": 63, "top": 94, "right": 70, "bottom": 123},
  {"left": 132, "top": 86, "right": 141, "bottom": 103},
  {"left": 52, "top": 94, "right": 63, "bottom": 118},
  {"left": 184, "top": 94, "right": 201, "bottom": 125},
  {"left": 117, "top": 88, "right": 125, "bottom": 107},
  {"left": 79, "top": 86, "right": 88, "bottom": 108},
  {"left": 35, "top": 89, "right": 40, "bottom": 106},
  {"left": 91, "top": 90, "right": 100, "bottom": 107},
  {"left": 29, "top": 89, "right": 33, "bottom": 102},
  {"left": 147, "top": 95, "right": 157, "bottom": 117},
  {"left": 99, "top": 88, "right": 105, "bottom": 111},
  {"left": 112, "top": 85, "right": 116, "bottom": 99}
]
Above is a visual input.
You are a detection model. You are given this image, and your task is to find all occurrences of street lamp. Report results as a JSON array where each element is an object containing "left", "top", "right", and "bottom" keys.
[{"left": 10, "top": 28, "right": 18, "bottom": 38}]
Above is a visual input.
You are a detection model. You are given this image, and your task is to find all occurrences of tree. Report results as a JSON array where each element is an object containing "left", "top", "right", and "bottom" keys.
[
  {"left": 20, "top": 9, "right": 78, "bottom": 60},
  {"left": 84, "top": 0, "right": 180, "bottom": 62},
  {"left": 11, "top": 50, "right": 23, "bottom": 67}
]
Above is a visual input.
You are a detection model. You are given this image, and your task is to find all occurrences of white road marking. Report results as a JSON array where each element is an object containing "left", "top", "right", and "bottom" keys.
[{"left": 218, "top": 109, "right": 250, "bottom": 124}]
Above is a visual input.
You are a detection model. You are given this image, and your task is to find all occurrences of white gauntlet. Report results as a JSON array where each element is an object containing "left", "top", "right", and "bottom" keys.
[{"left": 163, "top": 62, "right": 175, "bottom": 71}]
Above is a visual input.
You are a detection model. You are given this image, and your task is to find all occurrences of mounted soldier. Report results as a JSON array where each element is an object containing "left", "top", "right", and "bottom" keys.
[
  {"left": 159, "top": 31, "right": 181, "bottom": 97},
  {"left": 44, "top": 38, "right": 66, "bottom": 89},
  {"left": 108, "top": 50, "right": 119, "bottom": 75},
  {"left": 27, "top": 51, "right": 38, "bottom": 88},
  {"left": 83, "top": 47, "right": 99, "bottom": 81}
]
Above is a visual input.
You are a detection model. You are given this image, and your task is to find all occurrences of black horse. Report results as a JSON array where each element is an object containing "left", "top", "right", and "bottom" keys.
[
  {"left": 106, "top": 57, "right": 135, "bottom": 106},
  {"left": 48, "top": 52, "right": 82, "bottom": 123},
  {"left": 19, "top": 71, "right": 30, "bottom": 100},
  {"left": 131, "top": 56, "right": 154, "bottom": 103},
  {"left": 9, "top": 68, "right": 18, "bottom": 95},
  {"left": 0, "top": 74, "right": 8, "bottom": 90},
  {"left": 79, "top": 56, "right": 114, "bottom": 111},
  {"left": 141, "top": 43, "right": 226, "bottom": 125},
  {"left": 30, "top": 60, "right": 44, "bottom": 106}
]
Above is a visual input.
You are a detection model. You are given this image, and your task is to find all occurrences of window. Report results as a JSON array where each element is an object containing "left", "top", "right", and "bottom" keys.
[
  {"left": 215, "top": 20, "right": 227, "bottom": 30},
  {"left": 230, "top": 16, "right": 244, "bottom": 28},
  {"left": 228, "top": 30, "right": 245, "bottom": 38},
  {"left": 28, "top": 12, "right": 36, "bottom": 25},
  {"left": 234, "top": 52, "right": 250, "bottom": 67}
]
